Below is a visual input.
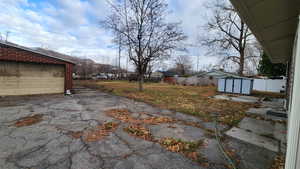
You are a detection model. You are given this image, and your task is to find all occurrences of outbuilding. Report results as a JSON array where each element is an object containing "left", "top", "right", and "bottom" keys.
[
  {"left": 0, "top": 41, "right": 75, "bottom": 96},
  {"left": 218, "top": 77, "right": 254, "bottom": 95}
]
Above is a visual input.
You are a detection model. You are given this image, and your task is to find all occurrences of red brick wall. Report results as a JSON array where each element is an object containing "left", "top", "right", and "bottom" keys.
[{"left": 0, "top": 44, "right": 74, "bottom": 92}]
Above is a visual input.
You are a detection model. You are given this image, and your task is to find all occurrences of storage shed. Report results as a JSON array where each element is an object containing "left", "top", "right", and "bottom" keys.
[
  {"left": 218, "top": 77, "right": 254, "bottom": 95},
  {"left": 0, "top": 41, "right": 75, "bottom": 96}
]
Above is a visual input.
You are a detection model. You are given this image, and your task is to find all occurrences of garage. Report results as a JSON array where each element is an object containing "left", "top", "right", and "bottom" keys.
[{"left": 0, "top": 41, "right": 74, "bottom": 96}]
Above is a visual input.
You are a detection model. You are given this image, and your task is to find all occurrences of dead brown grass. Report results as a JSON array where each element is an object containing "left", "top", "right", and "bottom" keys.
[
  {"left": 78, "top": 81, "right": 255, "bottom": 126},
  {"left": 252, "top": 90, "right": 286, "bottom": 99},
  {"left": 14, "top": 114, "right": 43, "bottom": 127}
]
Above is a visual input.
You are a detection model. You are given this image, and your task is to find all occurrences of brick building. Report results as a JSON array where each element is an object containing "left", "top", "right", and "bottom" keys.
[{"left": 0, "top": 41, "right": 75, "bottom": 96}]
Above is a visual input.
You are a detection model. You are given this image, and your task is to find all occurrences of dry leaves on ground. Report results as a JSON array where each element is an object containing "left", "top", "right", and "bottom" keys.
[
  {"left": 124, "top": 125, "right": 153, "bottom": 141},
  {"left": 14, "top": 114, "right": 43, "bottom": 127},
  {"left": 105, "top": 109, "right": 175, "bottom": 125},
  {"left": 270, "top": 154, "right": 285, "bottom": 169},
  {"left": 159, "top": 137, "right": 204, "bottom": 162},
  {"left": 83, "top": 122, "right": 119, "bottom": 142},
  {"left": 66, "top": 122, "right": 119, "bottom": 142}
]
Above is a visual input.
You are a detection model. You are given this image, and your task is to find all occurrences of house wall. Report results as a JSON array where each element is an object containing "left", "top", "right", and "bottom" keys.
[
  {"left": 285, "top": 17, "right": 300, "bottom": 169},
  {"left": 0, "top": 44, "right": 74, "bottom": 92},
  {"left": 175, "top": 76, "right": 217, "bottom": 86}
]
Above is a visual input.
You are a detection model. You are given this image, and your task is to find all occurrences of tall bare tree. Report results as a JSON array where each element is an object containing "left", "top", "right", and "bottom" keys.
[
  {"left": 200, "top": 0, "right": 259, "bottom": 76},
  {"left": 103, "top": 0, "right": 186, "bottom": 91},
  {"left": 173, "top": 55, "right": 192, "bottom": 76}
]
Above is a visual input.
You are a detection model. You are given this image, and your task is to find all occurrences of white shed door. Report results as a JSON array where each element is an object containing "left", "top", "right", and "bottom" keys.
[
  {"left": 0, "top": 61, "right": 65, "bottom": 96},
  {"left": 225, "top": 79, "right": 233, "bottom": 93},
  {"left": 233, "top": 79, "right": 242, "bottom": 93}
]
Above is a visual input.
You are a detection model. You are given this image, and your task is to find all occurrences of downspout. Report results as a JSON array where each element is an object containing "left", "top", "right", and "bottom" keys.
[{"left": 285, "top": 16, "right": 300, "bottom": 169}]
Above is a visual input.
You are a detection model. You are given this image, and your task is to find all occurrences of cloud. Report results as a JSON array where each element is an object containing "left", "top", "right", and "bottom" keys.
[
  {"left": 0, "top": 0, "right": 216, "bottom": 70},
  {"left": 0, "top": 0, "right": 115, "bottom": 63}
]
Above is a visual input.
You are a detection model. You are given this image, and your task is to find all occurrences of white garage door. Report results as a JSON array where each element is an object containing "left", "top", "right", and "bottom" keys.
[{"left": 0, "top": 61, "right": 65, "bottom": 96}]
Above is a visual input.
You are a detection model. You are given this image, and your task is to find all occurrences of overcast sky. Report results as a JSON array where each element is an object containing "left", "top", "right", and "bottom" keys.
[{"left": 0, "top": 0, "right": 219, "bottom": 71}]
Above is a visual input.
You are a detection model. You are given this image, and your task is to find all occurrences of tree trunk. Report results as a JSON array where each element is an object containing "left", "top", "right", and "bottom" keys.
[
  {"left": 138, "top": 74, "right": 144, "bottom": 92},
  {"left": 239, "top": 51, "right": 245, "bottom": 76}
]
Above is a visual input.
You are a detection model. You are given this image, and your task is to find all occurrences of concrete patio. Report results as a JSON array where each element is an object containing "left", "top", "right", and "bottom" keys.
[{"left": 0, "top": 88, "right": 278, "bottom": 169}]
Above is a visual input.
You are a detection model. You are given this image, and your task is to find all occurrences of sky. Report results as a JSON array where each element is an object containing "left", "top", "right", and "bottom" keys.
[{"left": 0, "top": 0, "right": 219, "bottom": 71}]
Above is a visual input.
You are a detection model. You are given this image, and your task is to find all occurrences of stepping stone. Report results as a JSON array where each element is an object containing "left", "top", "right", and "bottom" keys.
[
  {"left": 238, "top": 117, "right": 274, "bottom": 136},
  {"left": 149, "top": 123, "right": 205, "bottom": 142},
  {"left": 214, "top": 95, "right": 231, "bottom": 101},
  {"left": 266, "top": 110, "right": 288, "bottom": 118},
  {"left": 231, "top": 96, "right": 259, "bottom": 103},
  {"left": 197, "top": 139, "right": 227, "bottom": 166},
  {"left": 246, "top": 108, "right": 271, "bottom": 116},
  {"left": 274, "top": 123, "right": 287, "bottom": 143},
  {"left": 214, "top": 95, "right": 259, "bottom": 103},
  {"left": 225, "top": 127, "right": 279, "bottom": 152}
]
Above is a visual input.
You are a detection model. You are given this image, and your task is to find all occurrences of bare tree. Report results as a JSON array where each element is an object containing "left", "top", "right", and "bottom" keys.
[
  {"left": 103, "top": 0, "right": 186, "bottom": 91},
  {"left": 172, "top": 55, "right": 192, "bottom": 76},
  {"left": 200, "top": 0, "right": 259, "bottom": 75}
]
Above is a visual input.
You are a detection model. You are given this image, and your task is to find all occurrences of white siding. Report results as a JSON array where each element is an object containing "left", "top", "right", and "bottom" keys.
[
  {"left": 253, "top": 79, "right": 286, "bottom": 93},
  {"left": 285, "top": 17, "right": 300, "bottom": 169}
]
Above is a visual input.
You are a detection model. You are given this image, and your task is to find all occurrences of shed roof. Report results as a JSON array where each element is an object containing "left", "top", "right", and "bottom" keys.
[
  {"left": 198, "top": 70, "right": 247, "bottom": 79},
  {"left": 0, "top": 41, "right": 75, "bottom": 64}
]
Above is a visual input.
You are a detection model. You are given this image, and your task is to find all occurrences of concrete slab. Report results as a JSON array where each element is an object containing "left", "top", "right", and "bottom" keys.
[
  {"left": 231, "top": 96, "right": 259, "bottom": 103},
  {"left": 238, "top": 118, "right": 274, "bottom": 136},
  {"left": 149, "top": 123, "right": 205, "bottom": 142},
  {"left": 214, "top": 95, "right": 231, "bottom": 101},
  {"left": 225, "top": 127, "right": 279, "bottom": 152},
  {"left": 197, "top": 139, "right": 227, "bottom": 167},
  {"left": 274, "top": 123, "right": 287, "bottom": 143},
  {"left": 246, "top": 108, "right": 271, "bottom": 116},
  {"left": 214, "top": 95, "right": 259, "bottom": 103},
  {"left": 261, "top": 99, "right": 285, "bottom": 109},
  {"left": 226, "top": 138, "right": 277, "bottom": 169}
]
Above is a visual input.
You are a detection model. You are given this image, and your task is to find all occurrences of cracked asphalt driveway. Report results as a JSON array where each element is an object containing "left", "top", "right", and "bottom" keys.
[{"left": 0, "top": 89, "right": 235, "bottom": 169}]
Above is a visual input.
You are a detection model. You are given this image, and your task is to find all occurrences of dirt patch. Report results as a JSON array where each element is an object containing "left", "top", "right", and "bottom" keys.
[
  {"left": 124, "top": 125, "right": 153, "bottom": 141},
  {"left": 14, "top": 114, "right": 43, "bottom": 127}
]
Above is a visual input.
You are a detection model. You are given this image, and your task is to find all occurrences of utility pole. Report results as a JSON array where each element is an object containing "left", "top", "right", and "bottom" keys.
[
  {"left": 118, "top": 33, "right": 122, "bottom": 79},
  {"left": 5, "top": 31, "right": 10, "bottom": 42},
  {"left": 197, "top": 55, "right": 200, "bottom": 73}
]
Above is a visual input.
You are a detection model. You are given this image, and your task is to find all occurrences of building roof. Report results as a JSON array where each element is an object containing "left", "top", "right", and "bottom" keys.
[
  {"left": 197, "top": 70, "right": 247, "bottom": 79},
  {"left": 160, "top": 71, "right": 177, "bottom": 77},
  {"left": 229, "top": 0, "right": 300, "bottom": 63},
  {"left": 0, "top": 41, "right": 75, "bottom": 64}
]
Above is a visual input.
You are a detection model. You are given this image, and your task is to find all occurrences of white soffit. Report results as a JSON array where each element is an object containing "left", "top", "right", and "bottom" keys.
[{"left": 230, "top": 0, "right": 300, "bottom": 63}]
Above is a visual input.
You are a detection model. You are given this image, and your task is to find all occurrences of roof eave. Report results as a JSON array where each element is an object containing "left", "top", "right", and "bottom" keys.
[{"left": 0, "top": 41, "right": 76, "bottom": 64}]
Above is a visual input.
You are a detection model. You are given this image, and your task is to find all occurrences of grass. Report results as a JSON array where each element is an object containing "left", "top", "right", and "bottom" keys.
[
  {"left": 252, "top": 90, "right": 286, "bottom": 99},
  {"left": 76, "top": 80, "right": 256, "bottom": 126}
]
